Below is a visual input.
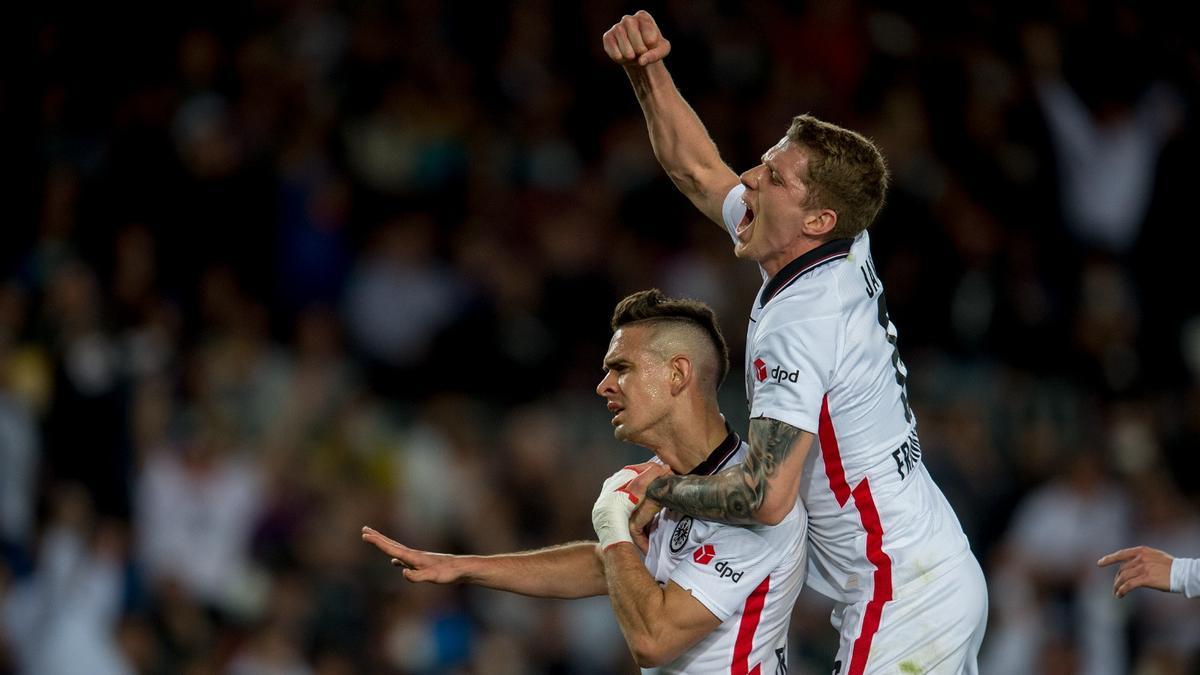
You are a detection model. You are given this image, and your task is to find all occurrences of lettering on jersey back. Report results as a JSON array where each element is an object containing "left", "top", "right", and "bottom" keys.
[
  {"left": 860, "top": 258, "right": 882, "bottom": 298},
  {"left": 866, "top": 264, "right": 913, "bottom": 423},
  {"left": 891, "top": 429, "right": 923, "bottom": 481}
]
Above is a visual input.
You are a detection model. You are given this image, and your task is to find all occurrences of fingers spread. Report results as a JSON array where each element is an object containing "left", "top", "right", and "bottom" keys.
[{"left": 363, "top": 528, "right": 415, "bottom": 562}]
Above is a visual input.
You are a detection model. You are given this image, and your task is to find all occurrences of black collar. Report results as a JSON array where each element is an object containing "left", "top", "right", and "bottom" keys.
[
  {"left": 688, "top": 424, "right": 742, "bottom": 476},
  {"left": 759, "top": 237, "right": 854, "bottom": 307}
]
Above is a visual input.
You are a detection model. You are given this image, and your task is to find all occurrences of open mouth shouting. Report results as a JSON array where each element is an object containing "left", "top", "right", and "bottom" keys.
[{"left": 736, "top": 200, "right": 755, "bottom": 241}]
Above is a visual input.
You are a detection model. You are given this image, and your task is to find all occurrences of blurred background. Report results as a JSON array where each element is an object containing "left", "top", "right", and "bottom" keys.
[{"left": 2, "top": 1, "right": 1199, "bottom": 673}]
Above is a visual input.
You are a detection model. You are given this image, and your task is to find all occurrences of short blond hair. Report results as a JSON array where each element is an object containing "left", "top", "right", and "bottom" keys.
[{"left": 787, "top": 114, "right": 889, "bottom": 240}]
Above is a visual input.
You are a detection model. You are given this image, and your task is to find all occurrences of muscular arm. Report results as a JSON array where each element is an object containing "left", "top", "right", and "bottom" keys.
[
  {"left": 362, "top": 527, "right": 606, "bottom": 599},
  {"left": 605, "top": 11, "right": 738, "bottom": 225},
  {"left": 645, "top": 418, "right": 810, "bottom": 525},
  {"left": 625, "top": 63, "right": 739, "bottom": 225},
  {"left": 602, "top": 542, "right": 722, "bottom": 668}
]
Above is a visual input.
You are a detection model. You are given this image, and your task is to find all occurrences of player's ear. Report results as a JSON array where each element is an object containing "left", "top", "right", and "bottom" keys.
[
  {"left": 669, "top": 355, "right": 692, "bottom": 396},
  {"left": 802, "top": 209, "right": 837, "bottom": 238}
]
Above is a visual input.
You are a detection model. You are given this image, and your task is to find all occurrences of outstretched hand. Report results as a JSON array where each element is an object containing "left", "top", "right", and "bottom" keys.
[
  {"left": 1097, "top": 545, "right": 1174, "bottom": 598},
  {"left": 602, "top": 10, "right": 671, "bottom": 67},
  {"left": 361, "top": 526, "right": 464, "bottom": 584}
]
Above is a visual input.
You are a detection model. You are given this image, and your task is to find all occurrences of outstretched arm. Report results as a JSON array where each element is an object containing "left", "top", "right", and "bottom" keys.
[
  {"left": 603, "top": 11, "right": 738, "bottom": 226},
  {"left": 1099, "top": 546, "right": 1200, "bottom": 599},
  {"left": 640, "top": 418, "right": 811, "bottom": 526},
  {"left": 361, "top": 527, "right": 606, "bottom": 599}
]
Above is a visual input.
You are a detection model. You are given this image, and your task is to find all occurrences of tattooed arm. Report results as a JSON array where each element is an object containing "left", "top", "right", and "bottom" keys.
[{"left": 645, "top": 418, "right": 810, "bottom": 525}]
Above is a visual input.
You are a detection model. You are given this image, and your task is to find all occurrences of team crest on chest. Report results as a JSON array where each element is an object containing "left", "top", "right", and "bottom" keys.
[{"left": 670, "top": 516, "right": 693, "bottom": 553}]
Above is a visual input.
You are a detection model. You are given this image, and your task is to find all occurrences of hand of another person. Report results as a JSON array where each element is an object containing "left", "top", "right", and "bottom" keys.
[
  {"left": 624, "top": 461, "right": 672, "bottom": 553},
  {"left": 1098, "top": 545, "right": 1174, "bottom": 598},
  {"left": 362, "top": 526, "right": 464, "bottom": 584},
  {"left": 593, "top": 461, "right": 670, "bottom": 550},
  {"left": 602, "top": 10, "right": 671, "bottom": 67},
  {"left": 623, "top": 459, "right": 673, "bottom": 504},
  {"left": 629, "top": 500, "right": 663, "bottom": 554}
]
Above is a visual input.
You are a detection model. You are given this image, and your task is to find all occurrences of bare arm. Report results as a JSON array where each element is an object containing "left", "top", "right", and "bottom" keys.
[
  {"left": 361, "top": 527, "right": 606, "bottom": 599},
  {"left": 602, "top": 542, "right": 722, "bottom": 668},
  {"left": 604, "top": 11, "right": 738, "bottom": 226},
  {"left": 643, "top": 418, "right": 810, "bottom": 526}
]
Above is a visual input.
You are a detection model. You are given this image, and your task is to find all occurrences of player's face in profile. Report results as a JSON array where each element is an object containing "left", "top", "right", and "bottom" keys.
[
  {"left": 734, "top": 138, "right": 819, "bottom": 270},
  {"left": 596, "top": 325, "right": 672, "bottom": 444}
]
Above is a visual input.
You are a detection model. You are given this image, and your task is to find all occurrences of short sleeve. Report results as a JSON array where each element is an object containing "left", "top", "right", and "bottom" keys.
[
  {"left": 669, "top": 525, "right": 781, "bottom": 621},
  {"left": 749, "top": 317, "right": 839, "bottom": 434},
  {"left": 721, "top": 184, "right": 747, "bottom": 242}
]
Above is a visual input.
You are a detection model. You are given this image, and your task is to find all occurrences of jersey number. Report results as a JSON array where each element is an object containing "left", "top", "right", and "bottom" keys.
[{"left": 862, "top": 259, "right": 912, "bottom": 423}]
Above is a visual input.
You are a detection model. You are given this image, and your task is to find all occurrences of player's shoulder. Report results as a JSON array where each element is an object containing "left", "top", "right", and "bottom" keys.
[
  {"left": 758, "top": 237, "right": 865, "bottom": 316},
  {"left": 749, "top": 501, "right": 807, "bottom": 539},
  {"left": 755, "top": 282, "right": 843, "bottom": 337}
]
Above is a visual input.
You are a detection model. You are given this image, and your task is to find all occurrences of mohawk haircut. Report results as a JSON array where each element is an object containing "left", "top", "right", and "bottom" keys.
[{"left": 611, "top": 289, "right": 731, "bottom": 386}]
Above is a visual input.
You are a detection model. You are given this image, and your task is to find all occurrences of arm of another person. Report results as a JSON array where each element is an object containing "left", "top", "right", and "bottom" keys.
[
  {"left": 632, "top": 418, "right": 810, "bottom": 527},
  {"left": 636, "top": 307, "right": 843, "bottom": 527},
  {"left": 601, "top": 542, "right": 722, "bottom": 668},
  {"left": 361, "top": 527, "right": 605, "bottom": 599},
  {"left": 603, "top": 11, "right": 739, "bottom": 226},
  {"left": 1099, "top": 546, "right": 1200, "bottom": 599}
]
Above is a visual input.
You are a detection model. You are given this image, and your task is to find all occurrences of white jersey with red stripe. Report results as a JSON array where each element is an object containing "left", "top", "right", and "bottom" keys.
[
  {"left": 643, "top": 429, "right": 807, "bottom": 675},
  {"left": 720, "top": 185, "right": 986, "bottom": 674},
  {"left": 722, "top": 183, "right": 971, "bottom": 601}
]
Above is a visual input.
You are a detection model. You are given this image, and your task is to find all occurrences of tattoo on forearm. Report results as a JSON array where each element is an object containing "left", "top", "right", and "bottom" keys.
[{"left": 646, "top": 418, "right": 801, "bottom": 524}]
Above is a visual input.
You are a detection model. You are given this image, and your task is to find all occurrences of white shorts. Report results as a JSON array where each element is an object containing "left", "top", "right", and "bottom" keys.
[{"left": 830, "top": 553, "right": 988, "bottom": 675}]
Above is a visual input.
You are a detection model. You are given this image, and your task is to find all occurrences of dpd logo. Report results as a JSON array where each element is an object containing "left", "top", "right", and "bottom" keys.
[
  {"left": 768, "top": 363, "right": 799, "bottom": 383},
  {"left": 714, "top": 560, "right": 744, "bottom": 582},
  {"left": 754, "top": 358, "right": 768, "bottom": 383},
  {"left": 693, "top": 544, "right": 716, "bottom": 565}
]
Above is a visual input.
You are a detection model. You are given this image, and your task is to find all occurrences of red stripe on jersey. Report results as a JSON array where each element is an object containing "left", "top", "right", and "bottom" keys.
[
  {"left": 819, "top": 396, "right": 894, "bottom": 675},
  {"left": 848, "top": 478, "right": 893, "bottom": 675},
  {"left": 819, "top": 395, "right": 851, "bottom": 507},
  {"left": 731, "top": 575, "right": 771, "bottom": 675}
]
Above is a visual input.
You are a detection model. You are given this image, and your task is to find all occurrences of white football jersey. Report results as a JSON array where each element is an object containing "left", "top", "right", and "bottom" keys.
[
  {"left": 721, "top": 184, "right": 973, "bottom": 606},
  {"left": 643, "top": 429, "right": 807, "bottom": 675}
]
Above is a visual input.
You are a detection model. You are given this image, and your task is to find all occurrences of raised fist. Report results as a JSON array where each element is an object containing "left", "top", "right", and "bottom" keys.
[{"left": 602, "top": 10, "right": 671, "bottom": 67}]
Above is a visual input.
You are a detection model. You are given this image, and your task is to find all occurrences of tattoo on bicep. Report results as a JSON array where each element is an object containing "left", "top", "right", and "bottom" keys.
[{"left": 644, "top": 418, "right": 801, "bottom": 525}]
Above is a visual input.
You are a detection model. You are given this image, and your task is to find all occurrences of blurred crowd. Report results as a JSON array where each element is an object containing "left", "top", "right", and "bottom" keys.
[{"left": 2, "top": 1, "right": 1200, "bottom": 674}]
